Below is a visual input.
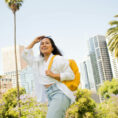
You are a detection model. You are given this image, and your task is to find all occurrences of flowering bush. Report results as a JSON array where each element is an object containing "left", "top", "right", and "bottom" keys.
[
  {"left": 96, "top": 95, "right": 118, "bottom": 118},
  {"left": 0, "top": 88, "right": 47, "bottom": 118},
  {"left": 66, "top": 88, "right": 97, "bottom": 118}
]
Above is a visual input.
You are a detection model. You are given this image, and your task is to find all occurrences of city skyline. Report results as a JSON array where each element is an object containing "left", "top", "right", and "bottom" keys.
[
  {"left": 79, "top": 35, "right": 114, "bottom": 94},
  {"left": 0, "top": 0, "right": 118, "bottom": 74},
  {"left": 1, "top": 45, "right": 27, "bottom": 73},
  {"left": 1, "top": 45, "right": 28, "bottom": 88}
]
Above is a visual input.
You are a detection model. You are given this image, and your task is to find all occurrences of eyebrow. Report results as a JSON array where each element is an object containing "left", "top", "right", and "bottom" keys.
[{"left": 40, "top": 40, "right": 50, "bottom": 44}]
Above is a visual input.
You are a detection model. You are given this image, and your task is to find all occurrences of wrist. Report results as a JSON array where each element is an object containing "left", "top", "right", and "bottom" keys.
[
  {"left": 53, "top": 73, "right": 60, "bottom": 81},
  {"left": 32, "top": 41, "right": 36, "bottom": 45},
  {"left": 51, "top": 73, "right": 56, "bottom": 78}
]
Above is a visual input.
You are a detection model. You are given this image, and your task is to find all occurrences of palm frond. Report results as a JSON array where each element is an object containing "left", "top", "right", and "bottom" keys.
[
  {"left": 108, "top": 37, "right": 118, "bottom": 52},
  {"left": 109, "top": 40, "right": 116, "bottom": 51},
  {"left": 114, "top": 15, "right": 118, "bottom": 17},
  {"left": 107, "top": 27, "right": 118, "bottom": 36},
  {"left": 115, "top": 46, "right": 118, "bottom": 57},
  {"left": 107, "top": 38, "right": 113, "bottom": 46},
  {"left": 108, "top": 34, "right": 118, "bottom": 42},
  {"left": 111, "top": 42, "right": 118, "bottom": 51},
  {"left": 5, "top": 0, "right": 10, "bottom": 2},
  {"left": 5, "top": 0, "right": 23, "bottom": 12},
  {"left": 109, "top": 21, "right": 118, "bottom": 26},
  {"left": 107, "top": 35, "right": 118, "bottom": 47},
  {"left": 107, "top": 14, "right": 118, "bottom": 58}
]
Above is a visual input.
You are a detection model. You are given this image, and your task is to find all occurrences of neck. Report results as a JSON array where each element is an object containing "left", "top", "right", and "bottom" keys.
[{"left": 44, "top": 53, "right": 51, "bottom": 61}]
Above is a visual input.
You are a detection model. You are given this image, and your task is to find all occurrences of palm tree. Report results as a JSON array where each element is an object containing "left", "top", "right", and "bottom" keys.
[
  {"left": 106, "top": 15, "right": 118, "bottom": 58},
  {"left": 5, "top": 0, "right": 23, "bottom": 117}
]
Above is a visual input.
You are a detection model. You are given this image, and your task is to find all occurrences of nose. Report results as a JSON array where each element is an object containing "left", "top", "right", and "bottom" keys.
[
  {"left": 42, "top": 43, "right": 47, "bottom": 48},
  {"left": 44, "top": 43, "right": 47, "bottom": 46}
]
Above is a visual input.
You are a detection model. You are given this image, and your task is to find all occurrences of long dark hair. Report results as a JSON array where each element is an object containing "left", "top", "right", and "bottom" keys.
[{"left": 40, "top": 36, "right": 63, "bottom": 57}]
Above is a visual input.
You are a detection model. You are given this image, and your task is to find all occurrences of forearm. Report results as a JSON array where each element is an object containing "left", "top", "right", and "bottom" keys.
[
  {"left": 45, "top": 70, "right": 74, "bottom": 82},
  {"left": 52, "top": 73, "right": 60, "bottom": 81},
  {"left": 26, "top": 36, "right": 45, "bottom": 49},
  {"left": 45, "top": 70, "right": 60, "bottom": 81},
  {"left": 26, "top": 41, "right": 35, "bottom": 49}
]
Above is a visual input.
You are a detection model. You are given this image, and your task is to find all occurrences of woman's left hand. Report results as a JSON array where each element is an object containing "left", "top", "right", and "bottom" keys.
[
  {"left": 45, "top": 70, "right": 54, "bottom": 78},
  {"left": 45, "top": 70, "right": 60, "bottom": 81}
]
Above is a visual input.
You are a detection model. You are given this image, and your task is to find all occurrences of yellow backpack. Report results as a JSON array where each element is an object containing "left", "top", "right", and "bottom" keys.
[{"left": 48, "top": 55, "right": 80, "bottom": 91}]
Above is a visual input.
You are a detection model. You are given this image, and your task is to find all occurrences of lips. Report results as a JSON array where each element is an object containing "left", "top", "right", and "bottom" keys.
[{"left": 42, "top": 47, "right": 48, "bottom": 50}]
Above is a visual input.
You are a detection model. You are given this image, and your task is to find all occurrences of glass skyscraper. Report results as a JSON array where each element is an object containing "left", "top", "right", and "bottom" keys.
[
  {"left": 88, "top": 35, "right": 113, "bottom": 89},
  {"left": 80, "top": 57, "right": 97, "bottom": 91},
  {"left": 106, "top": 38, "right": 118, "bottom": 79},
  {"left": 20, "top": 66, "right": 34, "bottom": 94}
]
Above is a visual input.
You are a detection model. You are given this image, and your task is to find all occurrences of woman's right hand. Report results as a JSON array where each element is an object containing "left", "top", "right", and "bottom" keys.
[
  {"left": 33, "top": 36, "right": 45, "bottom": 44},
  {"left": 26, "top": 35, "right": 45, "bottom": 49}
]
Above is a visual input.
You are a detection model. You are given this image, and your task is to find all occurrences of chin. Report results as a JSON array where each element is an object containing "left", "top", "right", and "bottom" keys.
[
  {"left": 42, "top": 51, "right": 48, "bottom": 54},
  {"left": 42, "top": 52, "right": 49, "bottom": 54}
]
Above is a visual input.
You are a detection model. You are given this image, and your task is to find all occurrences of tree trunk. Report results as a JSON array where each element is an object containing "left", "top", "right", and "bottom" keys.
[{"left": 14, "top": 12, "right": 21, "bottom": 118}]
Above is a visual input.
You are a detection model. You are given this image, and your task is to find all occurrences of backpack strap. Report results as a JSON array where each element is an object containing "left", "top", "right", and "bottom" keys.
[{"left": 48, "top": 55, "right": 57, "bottom": 70}]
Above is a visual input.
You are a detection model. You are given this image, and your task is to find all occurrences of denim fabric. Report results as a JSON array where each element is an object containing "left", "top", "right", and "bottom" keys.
[{"left": 45, "top": 83, "right": 71, "bottom": 118}]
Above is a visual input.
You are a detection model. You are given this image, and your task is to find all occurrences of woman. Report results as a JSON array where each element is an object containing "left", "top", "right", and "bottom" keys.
[{"left": 22, "top": 36, "right": 75, "bottom": 118}]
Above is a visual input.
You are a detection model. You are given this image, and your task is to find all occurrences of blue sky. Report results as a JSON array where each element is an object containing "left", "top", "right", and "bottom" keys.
[{"left": 0, "top": 0, "right": 118, "bottom": 74}]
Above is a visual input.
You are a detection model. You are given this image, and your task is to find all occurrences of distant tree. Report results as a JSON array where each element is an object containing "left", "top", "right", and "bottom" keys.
[
  {"left": 106, "top": 15, "right": 118, "bottom": 58},
  {"left": 66, "top": 88, "right": 97, "bottom": 118},
  {"left": 96, "top": 95, "right": 118, "bottom": 118},
  {"left": 98, "top": 79, "right": 118, "bottom": 99},
  {"left": 5, "top": 1, "right": 23, "bottom": 117},
  {"left": 0, "top": 99, "right": 4, "bottom": 118}
]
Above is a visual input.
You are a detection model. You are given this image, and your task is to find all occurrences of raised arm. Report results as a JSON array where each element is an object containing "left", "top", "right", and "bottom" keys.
[
  {"left": 26, "top": 36, "right": 45, "bottom": 49},
  {"left": 22, "top": 36, "right": 45, "bottom": 65}
]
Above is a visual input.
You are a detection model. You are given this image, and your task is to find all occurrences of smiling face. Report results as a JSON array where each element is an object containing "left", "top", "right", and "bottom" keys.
[{"left": 40, "top": 38, "right": 53, "bottom": 56}]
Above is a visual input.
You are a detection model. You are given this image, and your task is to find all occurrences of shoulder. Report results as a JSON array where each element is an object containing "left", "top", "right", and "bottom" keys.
[
  {"left": 35, "top": 55, "right": 44, "bottom": 61},
  {"left": 54, "top": 55, "right": 66, "bottom": 60},
  {"left": 53, "top": 55, "right": 69, "bottom": 65}
]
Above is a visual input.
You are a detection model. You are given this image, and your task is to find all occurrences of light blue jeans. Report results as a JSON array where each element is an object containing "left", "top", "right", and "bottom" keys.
[{"left": 45, "top": 83, "right": 71, "bottom": 118}]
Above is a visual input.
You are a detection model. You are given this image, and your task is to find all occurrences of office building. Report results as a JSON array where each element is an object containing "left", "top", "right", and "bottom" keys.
[
  {"left": 88, "top": 35, "right": 113, "bottom": 88},
  {"left": 20, "top": 66, "right": 34, "bottom": 94},
  {"left": 0, "top": 76, "right": 12, "bottom": 99},
  {"left": 4, "top": 71, "right": 21, "bottom": 88},
  {"left": 1, "top": 45, "right": 27, "bottom": 73},
  {"left": 1, "top": 45, "right": 27, "bottom": 88},
  {"left": 106, "top": 38, "right": 118, "bottom": 79},
  {"left": 79, "top": 57, "right": 97, "bottom": 91}
]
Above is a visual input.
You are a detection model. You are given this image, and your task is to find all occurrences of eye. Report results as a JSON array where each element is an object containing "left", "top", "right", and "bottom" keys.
[
  {"left": 40, "top": 42, "right": 44, "bottom": 45},
  {"left": 46, "top": 42, "right": 50, "bottom": 44}
]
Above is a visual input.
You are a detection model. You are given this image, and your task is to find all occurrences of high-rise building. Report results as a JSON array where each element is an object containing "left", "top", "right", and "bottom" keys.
[
  {"left": 5, "top": 71, "right": 21, "bottom": 88},
  {"left": 0, "top": 76, "right": 12, "bottom": 99},
  {"left": 80, "top": 59, "right": 90, "bottom": 90},
  {"left": 88, "top": 37, "right": 100, "bottom": 89},
  {"left": 20, "top": 66, "right": 34, "bottom": 94},
  {"left": 88, "top": 35, "right": 113, "bottom": 88},
  {"left": 79, "top": 57, "right": 100, "bottom": 102},
  {"left": 79, "top": 57, "right": 97, "bottom": 91},
  {"left": 1, "top": 45, "right": 27, "bottom": 73},
  {"left": 106, "top": 39, "right": 118, "bottom": 79},
  {"left": 1, "top": 45, "right": 27, "bottom": 87}
]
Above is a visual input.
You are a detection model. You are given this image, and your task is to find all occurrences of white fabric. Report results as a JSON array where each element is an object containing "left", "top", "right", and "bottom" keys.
[{"left": 22, "top": 49, "right": 75, "bottom": 103}]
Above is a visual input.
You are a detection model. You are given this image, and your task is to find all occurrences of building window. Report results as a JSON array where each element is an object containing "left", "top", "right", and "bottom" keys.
[{"left": 96, "top": 48, "right": 100, "bottom": 59}]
